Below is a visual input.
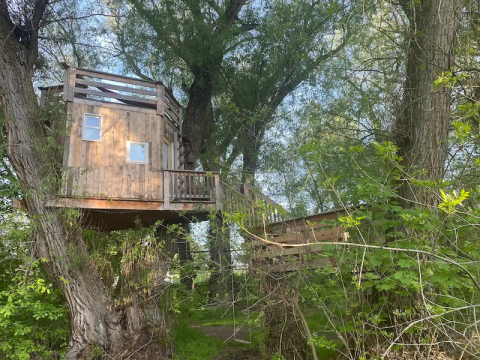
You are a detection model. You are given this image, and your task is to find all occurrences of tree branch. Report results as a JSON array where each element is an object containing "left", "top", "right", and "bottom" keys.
[
  {"left": 43, "top": 13, "right": 116, "bottom": 25},
  {"left": 128, "top": 0, "right": 179, "bottom": 53},
  {"left": 26, "top": 0, "right": 50, "bottom": 68},
  {"left": 223, "top": 0, "right": 247, "bottom": 25},
  {"left": 0, "top": 0, "right": 13, "bottom": 32},
  {"left": 116, "top": 28, "right": 154, "bottom": 81},
  {"left": 225, "top": 140, "right": 241, "bottom": 169},
  {"left": 269, "top": 30, "right": 351, "bottom": 110},
  {"left": 244, "top": 228, "right": 480, "bottom": 294}
]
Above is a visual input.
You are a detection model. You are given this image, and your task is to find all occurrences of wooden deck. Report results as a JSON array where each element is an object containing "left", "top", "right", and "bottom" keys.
[{"left": 28, "top": 173, "right": 282, "bottom": 231}]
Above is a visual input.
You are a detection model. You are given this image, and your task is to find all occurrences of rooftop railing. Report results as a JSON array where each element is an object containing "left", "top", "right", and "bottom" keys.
[{"left": 40, "top": 66, "right": 183, "bottom": 130}]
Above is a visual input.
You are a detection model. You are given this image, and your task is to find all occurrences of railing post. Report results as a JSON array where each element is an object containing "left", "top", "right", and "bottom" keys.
[
  {"left": 164, "top": 171, "right": 170, "bottom": 209},
  {"left": 63, "top": 67, "right": 76, "bottom": 102},
  {"left": 214, "top": 174, "right": 221, "bottom": 210},
  {"left": 156, "top": 84, "right": 165, "bottom": 116},
  {"left": 174, "top": 131, "right": 179, "bottom": 169}
]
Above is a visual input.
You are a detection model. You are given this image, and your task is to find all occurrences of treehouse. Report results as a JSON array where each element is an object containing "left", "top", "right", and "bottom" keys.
[
  {"left": 35, "top": 66, "right": 226, "bottom": 230},
  {"left": 30, "top": 66, "right": 287, "bottom": 231},
  {"left": 29, "top": 66, "right": 350, "bottom": 270}
]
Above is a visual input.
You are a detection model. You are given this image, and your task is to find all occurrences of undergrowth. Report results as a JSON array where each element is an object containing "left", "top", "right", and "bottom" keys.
[{"left": 173, "top": 321, "right": 225, "bottom": 360}]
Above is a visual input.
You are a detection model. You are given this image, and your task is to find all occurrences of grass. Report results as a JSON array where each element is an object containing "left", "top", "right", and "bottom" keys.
[
  {"left": 176, "top": 304, "right": 339, "bottom": 359},
  {"left": 173, "top": 321, "right": 226, "bottom": 360},
  {"left": 305, "top": 308, "right": 342, "bottom": 359},
  {"left": 192, "top": 306, "right": 259, "bottom": 327},
  {"left": 171, "top": 275, "right": 341, "bottom": 360}
]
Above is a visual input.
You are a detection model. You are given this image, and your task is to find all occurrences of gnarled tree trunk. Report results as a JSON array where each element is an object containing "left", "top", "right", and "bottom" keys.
[{"left": 0, "top": 3, "right": 169, "bottom": 359}]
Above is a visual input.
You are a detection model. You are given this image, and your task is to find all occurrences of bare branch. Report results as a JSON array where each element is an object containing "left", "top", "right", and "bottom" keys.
[
  {"left": 269, "top": 30, "right": 352, "bottom": 110},
  {"left": 42, "top": 13, "right": 117, "bottom": 25},
  {"left": 223, "top": 0, "right": 247, "bottom": 26},
  {"left": 26, "top": 0, "right": 50, "bottom": 68}
]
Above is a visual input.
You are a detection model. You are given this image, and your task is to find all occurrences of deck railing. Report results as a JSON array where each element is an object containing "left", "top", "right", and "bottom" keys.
[
  {"left": 219, "top": 181, "right": 256, "bottom": 216},
  {"left": 60, "top": 66, "right": 182, "bottom": 130},
  {"left": 163, "top": 171, "right": 286, "bottom": 224},
  {"left": 219, "top": 181, "right": 286, "bottom": 226},
  {"left": 164, "top": 170, "right": 220, "bottom": 204}
]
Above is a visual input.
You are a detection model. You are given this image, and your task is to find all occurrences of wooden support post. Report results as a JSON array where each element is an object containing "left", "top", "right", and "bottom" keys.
[
  {"left": 164, "top": 171, "right": 170, "bottom": 208},
  {"left": 214, "top": 174, "right": 221, "bottom": 210},
  {"left": 156, "top": 84, "right": 165, "bottom": 116},
  {"left": 63, "top": 67, "right": 76, "bottom": 102}
]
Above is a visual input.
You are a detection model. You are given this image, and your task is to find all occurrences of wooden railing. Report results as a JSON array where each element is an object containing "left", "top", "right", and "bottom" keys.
[
  {"left": 164, "top": 170, "right": 220, "bottom": 203},
  {"left": 162, "top": 171, "right": 286, "bottom": 224},
  {"left": 61, "top": 66, "right": 182, "bottom": 130},
  {"left": 219, "top": 181, "right": 256, "bottom": 217},
  {"left": 219, "top": 181, "right": 287, "bottom": 226}
]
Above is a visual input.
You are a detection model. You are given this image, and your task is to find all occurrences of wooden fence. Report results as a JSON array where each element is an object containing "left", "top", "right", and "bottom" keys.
[{"left": 247, "top": 209, "right": 349, "bottom": 272}]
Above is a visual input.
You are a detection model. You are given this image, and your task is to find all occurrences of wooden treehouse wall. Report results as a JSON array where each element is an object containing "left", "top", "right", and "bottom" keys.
[
  {"left": 62, "top": 103, "right": 165, "bottom": 200},
  {"left": 34, "top": 66, "right": 288, "bottom": 230},
  {"left": 55, "top": 66, "right": 183, "bottom": 202}
]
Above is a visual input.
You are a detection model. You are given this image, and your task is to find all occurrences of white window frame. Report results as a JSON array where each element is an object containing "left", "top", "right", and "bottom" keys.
[
  {"left": 82, "top": 113, "right": 102, "bottom": 142},
  {"left": 127, "top": 141, "right": 149, "bottom": 164}
]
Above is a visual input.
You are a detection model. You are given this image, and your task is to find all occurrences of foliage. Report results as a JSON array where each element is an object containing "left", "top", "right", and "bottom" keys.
[
  {"left": 0, "top": 216, "right": 68, "bottom": 360},
  {"left": 285, "top": 140, "right": 480, "bottom": 358},
  {"left": 2, "top": 0, "right": 480, "bottom": 358}
]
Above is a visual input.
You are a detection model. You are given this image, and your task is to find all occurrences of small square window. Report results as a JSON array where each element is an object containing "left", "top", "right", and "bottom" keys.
[
  {"left": 83, "top": 114, "right": 101, "bottom": 141},
  {"left": 127, "top": 141, "right": 149, "bottom": 164}
]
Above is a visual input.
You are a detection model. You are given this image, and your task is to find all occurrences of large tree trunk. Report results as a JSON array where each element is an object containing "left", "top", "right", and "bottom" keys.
[
  {"left": 241, "top": 128, "right": 262, "bottom": 185},
  {"left": 176, "top": 69, "right": 216, "bottom": 290},
  {"left": 182, "top": 69, "right": 216, "bottom": 170},
  {"left": 261, "top": 274, "right": 312, "bottom": 360},
  {"left": 0, "top": 6, "right": 169, "bottom": 359},
  {"left": 394, "top": 0, "right": 462, "bottom": 207}
]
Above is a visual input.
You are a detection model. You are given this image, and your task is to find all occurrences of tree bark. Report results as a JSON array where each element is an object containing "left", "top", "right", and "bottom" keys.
[
  {"left": 182, "top": 69, "right": 216, "bottom": 170},
  {"left": 261, "top": 274, "right": 311, "bottom": 360},
  {"left": 241, "top": 129, "right": 262, "bottom": 185},
  {"left": 0, "top": 4, "right": 169, "bottom": 359},
  {"left": 394, "top": 0, "right": 462, "bottom": 207}
]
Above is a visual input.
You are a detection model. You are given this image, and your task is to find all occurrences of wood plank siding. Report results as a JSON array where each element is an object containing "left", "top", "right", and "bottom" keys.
[{"left": 62, "top": 102, "right": 165, "bottom": 200}]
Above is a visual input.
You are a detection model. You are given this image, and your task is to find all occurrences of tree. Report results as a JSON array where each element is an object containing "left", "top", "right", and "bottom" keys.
[
  {"left": 111, "top": 0, "right": 362, "bottom": 302},
  {"left": 0, "top": 1, "right": 171, "bottom": 359},
  {"left": 394, "top": 0, "right": 464, "bottom": 207},
  {"left": 112, "top": 0, "right": 360, "bottom": 177}
]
